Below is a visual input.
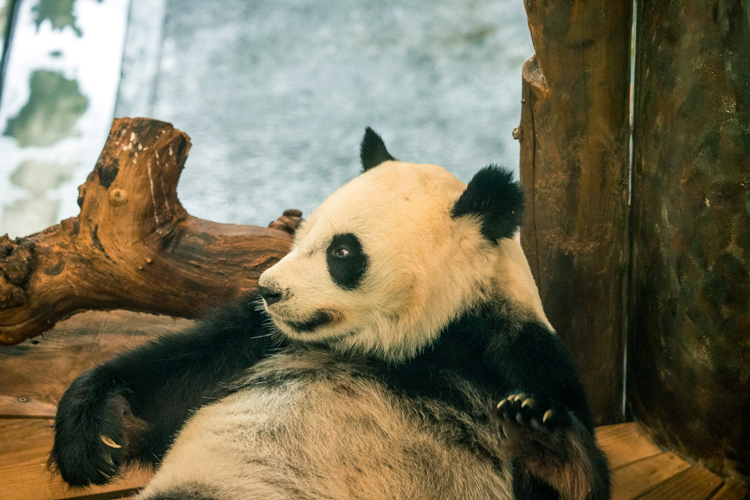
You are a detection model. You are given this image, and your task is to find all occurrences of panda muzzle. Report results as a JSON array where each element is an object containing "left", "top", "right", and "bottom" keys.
[{"left": 284, "top": 311, "right": 335, "bottom": 333}]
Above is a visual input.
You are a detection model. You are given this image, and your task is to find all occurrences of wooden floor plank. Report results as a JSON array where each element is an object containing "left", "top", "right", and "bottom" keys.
[
  {"left": 2, "top": 309, "right": 746, "bottom": 499},
  {"left": 596, "top": 422, "right": 663, "bottom": 469},
  {"left": 710, "top": 480, "right": 749, "bottom": 500},
  {"left": 0, "top": 310, "right": 192, "bottom": 418},
  {"left": 611, "top": 452, "right": 691, "bottom": 500},
  {"left": 0, "top": 393, "right": 57, "bottom": 418},
  {"left": 637, "top": 464, "right": 724, "bottom": 500},
  {"left": 0, "top": 418, "right": 152, "bottom": 500}
]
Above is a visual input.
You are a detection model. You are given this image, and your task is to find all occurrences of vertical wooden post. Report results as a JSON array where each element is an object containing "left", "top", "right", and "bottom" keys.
[
  {"left": 629, "top": 0, "right": 750, "bottom": 476},
  {"left": 518, "top": 1, "right": 632, "bottom": 425}
]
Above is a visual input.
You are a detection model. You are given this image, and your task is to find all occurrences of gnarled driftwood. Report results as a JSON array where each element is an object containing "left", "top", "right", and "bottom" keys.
[{"left": 0, "top": 118, "right": 298, "bottom": 346}]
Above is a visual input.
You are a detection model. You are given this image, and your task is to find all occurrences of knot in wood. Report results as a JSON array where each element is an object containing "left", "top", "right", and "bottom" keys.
[
  {"left": 0, "top": 236, "right": 34, "bottom": 309},
  {"left": 268, "top": 209, "right": 304, "bottom": 235},
  {"left": 109, "top": 189, "right": 129, "bottom": 206}
]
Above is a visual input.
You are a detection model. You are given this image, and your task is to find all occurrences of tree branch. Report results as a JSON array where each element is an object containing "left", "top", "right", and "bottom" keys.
[{"left": 0, "top": 118, "right": 296, "bottom": 346}]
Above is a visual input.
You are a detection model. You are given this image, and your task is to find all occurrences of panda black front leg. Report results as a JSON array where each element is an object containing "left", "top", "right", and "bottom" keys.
[
  {"left": 51, "top": 370, "right": 147, "bottom": 486},
  {"left": 495, "top": 393, "right": 610, "bottom": 500},
  {"left": 51, "top": 295, "right": 285, "bottom": 487}
]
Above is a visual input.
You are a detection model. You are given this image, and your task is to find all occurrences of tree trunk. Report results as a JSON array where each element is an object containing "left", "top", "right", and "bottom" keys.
[
  {"left": 629, "top": 0, "right": 750, "bottom": 477},
  {"left": 0, "top": 118, "right": 296, "bottom": 346},
  {"left": 518, "top": 0, "right": 632, "bottom": 425}
]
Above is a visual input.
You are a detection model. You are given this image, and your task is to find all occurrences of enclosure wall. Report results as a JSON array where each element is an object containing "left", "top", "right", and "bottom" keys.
[{"left": 629, "top": 0, "right": 750, "bottom": 477}]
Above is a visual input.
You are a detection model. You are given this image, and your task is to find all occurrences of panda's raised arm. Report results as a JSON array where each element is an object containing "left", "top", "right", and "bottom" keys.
[
  {"left": 443, "top": 163, "right": 609, "bottom": 498},
  {"left": 485, "top": 321, "right": 610, "bottom": 500},
  {"left": 486, "top": 321, "right": 593, "bottom": 429},
  {"left": 51, "top": 295, "right": 284, "bottom": 487}
]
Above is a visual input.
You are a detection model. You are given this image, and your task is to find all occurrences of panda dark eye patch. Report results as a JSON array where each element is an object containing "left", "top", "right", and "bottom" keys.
[{"left": 326, "top": 233, "right": 367, "bottom": 290}]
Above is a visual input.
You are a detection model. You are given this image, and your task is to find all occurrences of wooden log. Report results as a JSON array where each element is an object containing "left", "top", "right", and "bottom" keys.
[
  {"left": 629, "top": 0, "right": 750, "bottom": 478},
  {"left": 518, "top": 0, "right": 632, "bottom": 425},
  {"left": 0, "top": 118, "right": 296, "bottom": 345}
]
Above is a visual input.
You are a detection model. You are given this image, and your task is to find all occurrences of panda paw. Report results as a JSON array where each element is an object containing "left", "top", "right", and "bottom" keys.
[
  {"left": 50, "top": 369, "right": 140, "bottom": 487},
  {"left": 494, "top": 394, "right": 611, "bottom": 500},
  {"left": 494, "top": 393, "right": 572, "bottom": 438}
]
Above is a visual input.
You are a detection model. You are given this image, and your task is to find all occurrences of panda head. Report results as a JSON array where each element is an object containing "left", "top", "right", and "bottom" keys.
[{"left": 258, "top": 128, "right": 548, "bottom": 360}]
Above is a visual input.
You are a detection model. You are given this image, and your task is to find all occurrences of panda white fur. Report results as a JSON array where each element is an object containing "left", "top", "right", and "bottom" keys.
[{"left": 51, "top": 129, "right": 610, "bottom": 500}]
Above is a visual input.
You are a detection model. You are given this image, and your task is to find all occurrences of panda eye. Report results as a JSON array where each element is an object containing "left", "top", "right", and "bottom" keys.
[
  {"left": 327, "top": 233, "right": 367, "bottom": 290},
  {"left": 333, "top": 246, "right": 350, "bottom": 258}
]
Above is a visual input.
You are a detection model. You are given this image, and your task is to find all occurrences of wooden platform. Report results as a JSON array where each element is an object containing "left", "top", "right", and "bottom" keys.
[{"left": 0, "top": 311, "right": 746, "bottom": 500}]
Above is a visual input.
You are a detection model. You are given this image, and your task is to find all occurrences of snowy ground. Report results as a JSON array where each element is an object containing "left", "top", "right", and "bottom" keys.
[{"left": 0, "top": 0, "right": 533, "bottom": 237}]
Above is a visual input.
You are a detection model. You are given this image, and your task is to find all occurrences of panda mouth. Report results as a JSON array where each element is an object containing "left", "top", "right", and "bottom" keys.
[{"left": 284, "top": 311, "right": 334, "bottom": 333}]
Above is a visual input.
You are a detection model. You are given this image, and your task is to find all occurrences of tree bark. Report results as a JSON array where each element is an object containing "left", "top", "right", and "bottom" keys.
[
  {"left": 0, "top": 118, "right": 296, "bottom": 346},
  {"left": 519, "top": 0, "right": 632, "bottom": 425},
  {"left": 629, "top": 0, "right": 750, "bottom": 477}
]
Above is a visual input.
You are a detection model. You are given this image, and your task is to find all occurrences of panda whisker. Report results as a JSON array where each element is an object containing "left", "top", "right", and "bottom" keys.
[
  {"left": 318, "top": 210, "right": 338, "bottom": 233},
  {"left": 249, "top": 333, "right": 275, "bottom": 339},
  {"left": 292, "top": 194, "right": 315, "bottom": 218}
]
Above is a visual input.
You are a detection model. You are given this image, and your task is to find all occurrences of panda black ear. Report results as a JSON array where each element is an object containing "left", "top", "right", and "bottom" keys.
[
  {"left": 360, "top": 127, "right": 396, "bottom": 172},
  {"left": 451, "top": 165, "right": 525, "bottom": 242}
]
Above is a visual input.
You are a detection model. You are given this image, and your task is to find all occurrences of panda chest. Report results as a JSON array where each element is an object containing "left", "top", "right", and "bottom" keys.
[
  {"left": 181, "top": 359, "right": 446, "bottom": 464},
  {"left": 155, "top": 352, "right": 514, "bottom": 499}
]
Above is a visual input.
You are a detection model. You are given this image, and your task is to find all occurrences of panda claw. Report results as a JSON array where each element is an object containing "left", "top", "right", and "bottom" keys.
[
  {"left": 542, "top": 409, "right": 554, "bottom": 424},
  {"left": 100, "top": 435, "right": 122, "bottom": 449},
  {"left": 495, "top": 394, "right": 567, "bottom": 435}
]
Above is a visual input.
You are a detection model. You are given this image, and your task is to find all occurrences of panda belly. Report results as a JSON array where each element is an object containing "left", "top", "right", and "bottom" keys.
[{"left": 137, "top": 351, "right": 514, "bottom": 500}]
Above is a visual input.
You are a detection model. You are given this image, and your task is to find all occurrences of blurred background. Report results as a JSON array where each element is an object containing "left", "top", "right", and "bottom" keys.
[{"left": 0, "top": 0, "right": 533, "bottom": 238}]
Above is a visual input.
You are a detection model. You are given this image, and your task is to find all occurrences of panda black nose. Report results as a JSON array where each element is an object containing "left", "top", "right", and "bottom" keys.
[{"left": 258, "top": 286, "right": 283, "bottom": 306}]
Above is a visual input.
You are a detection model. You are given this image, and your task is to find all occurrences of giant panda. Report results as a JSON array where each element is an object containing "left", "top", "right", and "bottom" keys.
[{"left": 51, "top": 128, "right": 610, "bottom": 500}]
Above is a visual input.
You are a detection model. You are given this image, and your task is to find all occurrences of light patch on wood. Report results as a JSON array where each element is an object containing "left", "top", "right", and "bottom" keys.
[
  {"left": 146, "top": 161, "right": 161, "bottom": 226},
  {"left": 160, "top": 177, "right": 170, "bottom": 212}
]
